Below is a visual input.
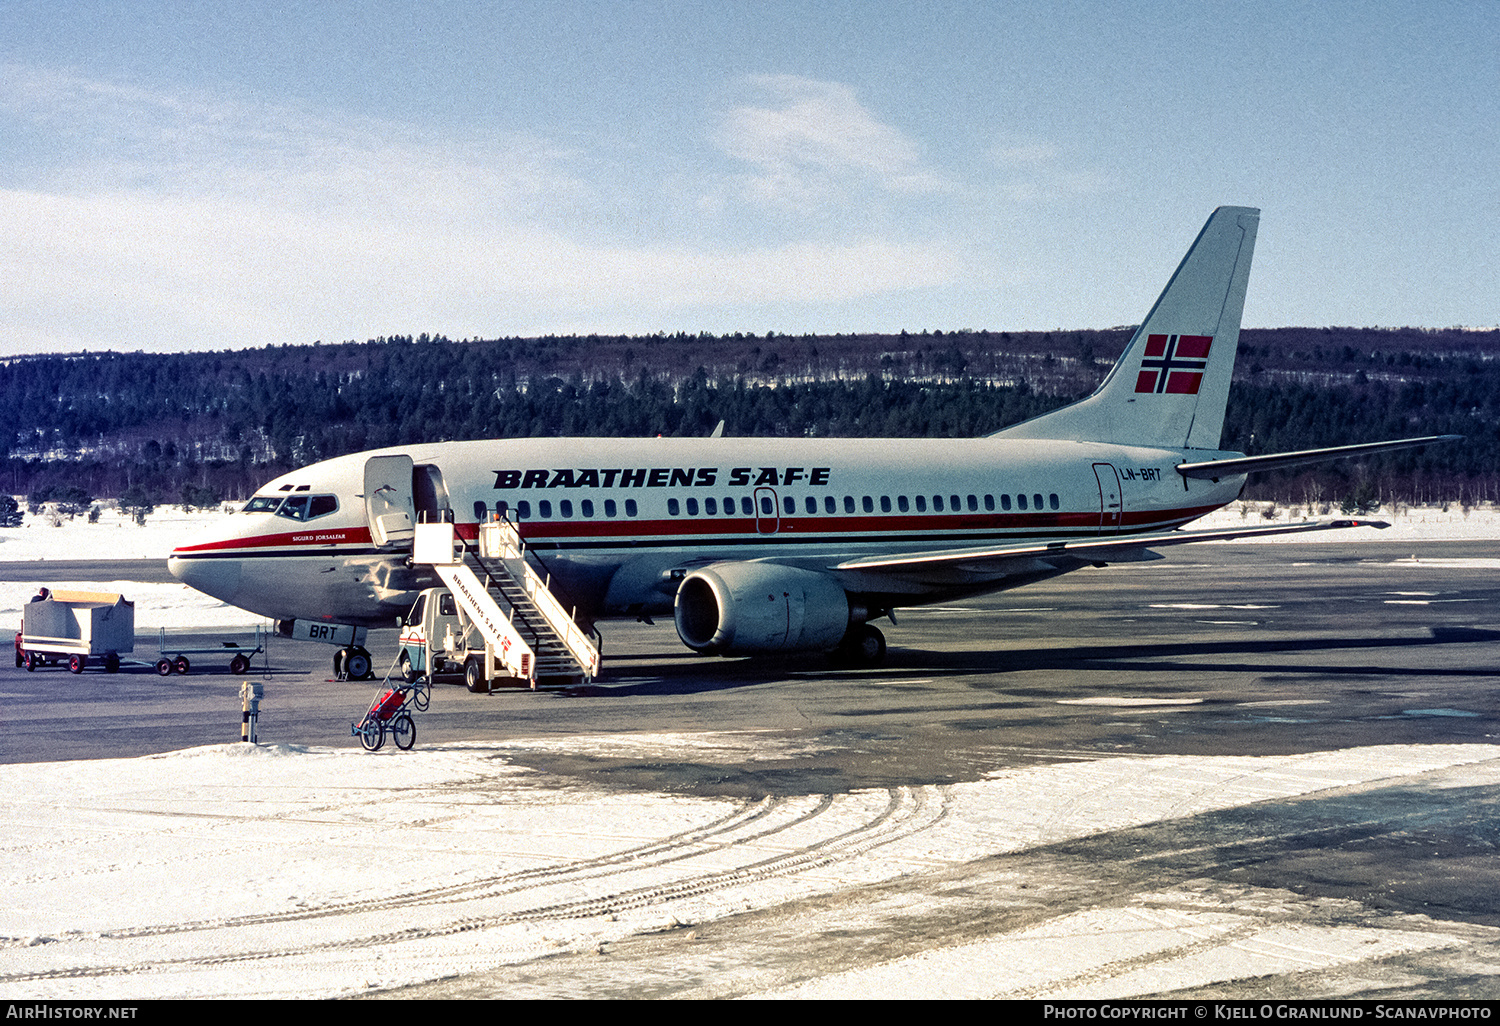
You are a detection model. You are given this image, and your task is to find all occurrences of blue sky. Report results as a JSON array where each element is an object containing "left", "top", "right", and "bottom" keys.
[{"left": 2, "top": 0, "right": 1495, "bottom": 354}]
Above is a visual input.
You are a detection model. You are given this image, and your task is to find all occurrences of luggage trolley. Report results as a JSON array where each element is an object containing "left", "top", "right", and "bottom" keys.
[
  {"left": 351, "top": 676, "right": 429, "bottom": 751},
  {"left": 155, "top": 625, "right": 267, "bottom": 676}
]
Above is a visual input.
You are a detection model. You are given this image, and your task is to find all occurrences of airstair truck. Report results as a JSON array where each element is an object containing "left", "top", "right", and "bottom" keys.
[{"left": 18, "top": 590, "right": 135, "bottom": 673}]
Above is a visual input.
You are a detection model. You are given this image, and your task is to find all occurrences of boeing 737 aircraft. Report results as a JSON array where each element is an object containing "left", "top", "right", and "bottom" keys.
[{"left": 168, "top": 207, "right": 1453, "bottom": 679}]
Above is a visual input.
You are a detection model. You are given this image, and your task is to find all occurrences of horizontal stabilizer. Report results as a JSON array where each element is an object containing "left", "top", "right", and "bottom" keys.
[{"left": 1177, "top": 435, "right": 1462, "bottom": 481}]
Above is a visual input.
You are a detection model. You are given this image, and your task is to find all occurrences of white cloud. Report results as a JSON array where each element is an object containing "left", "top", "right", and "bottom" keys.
[
  {"left": 713, "top": 74, "right": 949, "bottom": 209},
  {"left": 0, "top": 65, "right": 979, "bottom": 352},
  {"left": 984, "top": 133, "right": 1116, "bottom": 203}
]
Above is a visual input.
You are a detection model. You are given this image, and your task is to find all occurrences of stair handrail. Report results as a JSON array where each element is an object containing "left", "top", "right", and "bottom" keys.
[{"left": 477, "top": 520, "right": 600, "bottom": 677}]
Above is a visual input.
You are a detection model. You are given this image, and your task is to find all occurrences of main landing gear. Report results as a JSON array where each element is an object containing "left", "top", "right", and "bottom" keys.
[
  {"left": 830, "top": 623, "right": 886, "bottom": 667},
  {"left": 334, "top": 645, "right": 376, "bottom": 681}
]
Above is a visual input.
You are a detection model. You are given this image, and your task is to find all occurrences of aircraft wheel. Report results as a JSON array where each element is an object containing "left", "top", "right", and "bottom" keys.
[
  {"left": 834, "top": 624, "right": 886, "bottom": 667},
  {"left": 391, "top": 712, "right": 416, "bottom": 750},
  {"left": 229, "top": 654, "right": 250, "bottom": 675},
  {"left": 156, "top": 658, "right": 174, "bottom": 676},
  {"left": 174, "top": 655, "right": 191, "bottom": 675},
  {"left": 69, "top": 654, "right": 86, "bottom": 674},
  {"left": 465, "top": 658, "right": 488, "bottom": 693},
  {"left": 359, "top": 718, "right": 385, "bottom": 752},
  {"left": 345, "top": 647, "right": 373, "bottom": 681},
  {"left": 332, "top": 648, "right": 346, "bottom": 679}
]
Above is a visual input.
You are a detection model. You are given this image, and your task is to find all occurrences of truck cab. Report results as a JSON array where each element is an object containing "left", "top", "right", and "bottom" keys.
[{"left": 397, "top": 588, "right": 461, "bottom": 683}]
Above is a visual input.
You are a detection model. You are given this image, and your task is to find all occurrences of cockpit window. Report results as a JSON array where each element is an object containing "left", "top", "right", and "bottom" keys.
[
  {"left": 244, "top": 496, "right": 282, "bottom": 514},
  {"left": 277, "top": 495, "right": 310, "bottom": 521},
  {"left": 271, "top": 494, "right": 339, "bottom": 522}
]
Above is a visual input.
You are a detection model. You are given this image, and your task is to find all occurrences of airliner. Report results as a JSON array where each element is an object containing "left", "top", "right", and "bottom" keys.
[{"left": 168, "top": 207, "right": 1453, "bottom": 674}]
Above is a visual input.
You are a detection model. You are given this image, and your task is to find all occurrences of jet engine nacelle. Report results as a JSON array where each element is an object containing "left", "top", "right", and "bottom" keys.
[{"left": 674, "top": 563, "right": 851, "bottom": 655}]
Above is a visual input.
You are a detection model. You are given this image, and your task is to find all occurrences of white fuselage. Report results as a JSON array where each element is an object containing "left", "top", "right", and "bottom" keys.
[{"left": 167, "top": 434, "right": 1246, "bottom": 628}]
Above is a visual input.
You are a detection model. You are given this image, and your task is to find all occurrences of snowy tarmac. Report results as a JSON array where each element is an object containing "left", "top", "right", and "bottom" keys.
[{"left": 2, "top": 504, "right": 1499, "bottom": 998}]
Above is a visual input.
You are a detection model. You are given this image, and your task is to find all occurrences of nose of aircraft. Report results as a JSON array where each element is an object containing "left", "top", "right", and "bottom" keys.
[{"left": 167, "top": 553, "right": 243, "bottom": 606}]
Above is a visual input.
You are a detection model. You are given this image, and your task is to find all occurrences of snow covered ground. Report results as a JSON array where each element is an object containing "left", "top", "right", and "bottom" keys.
[
  {"left": 5, "top": 740, "right": 1498, "bottom": 999},
  {"left": 2, "top": 501, "right": 1498, "bottom": 998}
]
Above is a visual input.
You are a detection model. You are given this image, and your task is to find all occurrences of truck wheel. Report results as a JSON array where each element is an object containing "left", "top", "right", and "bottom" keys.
[
  {"left": 24, "top": 651, "right": 36, "bottom": 672},
  {"left": 69, "top": 654, "right": 86, "bottom": 674},
  {"left": 465, "top": 658, "right": 488, "bottom": 693},
  {"left": 229, "top": 654, "right": 250, "bottom": 675},
  {"left": 105, "top": 654, "right": 120, "bottom": 673},
  {"left": 399, "top": 652, "right": 418, "bottom": 684}
]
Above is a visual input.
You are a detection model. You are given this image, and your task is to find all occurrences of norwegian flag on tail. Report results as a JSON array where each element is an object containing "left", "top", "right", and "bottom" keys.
[{"left": 1134, "top": 334, "right": 1213, "bottom": 395}]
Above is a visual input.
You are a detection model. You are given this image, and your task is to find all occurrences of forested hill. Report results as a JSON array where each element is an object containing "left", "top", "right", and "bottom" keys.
[{"left": 3, "top": 325, "right": 1497, "bottom": 509}]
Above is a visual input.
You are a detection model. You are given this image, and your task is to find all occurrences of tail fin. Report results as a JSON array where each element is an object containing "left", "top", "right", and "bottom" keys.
[{"left": 993, "top": 206, "right": 1259, "bottom": 449}]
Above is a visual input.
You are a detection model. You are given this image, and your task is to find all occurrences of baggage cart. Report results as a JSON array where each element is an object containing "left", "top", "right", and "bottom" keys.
[{"left": 18, "top": 590, "right": 135, "bottom": 674}]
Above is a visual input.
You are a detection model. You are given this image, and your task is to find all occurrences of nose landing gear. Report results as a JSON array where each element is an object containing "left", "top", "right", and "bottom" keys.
[{"left": 334, "top": 646, "right": 376, "bottom": 681}]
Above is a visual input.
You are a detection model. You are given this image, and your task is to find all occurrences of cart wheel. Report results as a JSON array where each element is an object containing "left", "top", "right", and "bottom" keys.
[
  {"left": 156, "top": 658, "right": 174, "bottom": 676},
  {"left": 229, "top": 654, "right": 250, "bottom": 675},
  {"left": 24, "top": 650, "right": 36, "bottom": 672},
  {"left": 359, "top": 718, "right": 385, "bottom": 752},
  {"left": 69, "top": 654, "right": 86, "bottom": 674},
  {"left": 412, "top": 679, "right": 430, "bottom": 711},
  {"left": 174, "top": 655, "right": 191, "bottom": 675},
  {"left": 391, "top": 711, "right": 416, "bottom": 750}
]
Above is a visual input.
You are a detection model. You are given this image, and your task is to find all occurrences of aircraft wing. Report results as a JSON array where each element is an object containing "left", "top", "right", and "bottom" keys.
[{"left": 830, "top": 518, "right": 1388, "bottom": 587}]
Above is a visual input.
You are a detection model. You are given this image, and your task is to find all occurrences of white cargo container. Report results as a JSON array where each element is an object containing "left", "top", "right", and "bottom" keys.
[{"left": 18, "top": 590, "right": 135, "bottom": 674}]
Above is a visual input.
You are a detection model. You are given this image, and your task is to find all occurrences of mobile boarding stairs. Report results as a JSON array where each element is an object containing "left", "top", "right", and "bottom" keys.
[{"left": 411, "top": 518, "right": 600, "bottom": 689}]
